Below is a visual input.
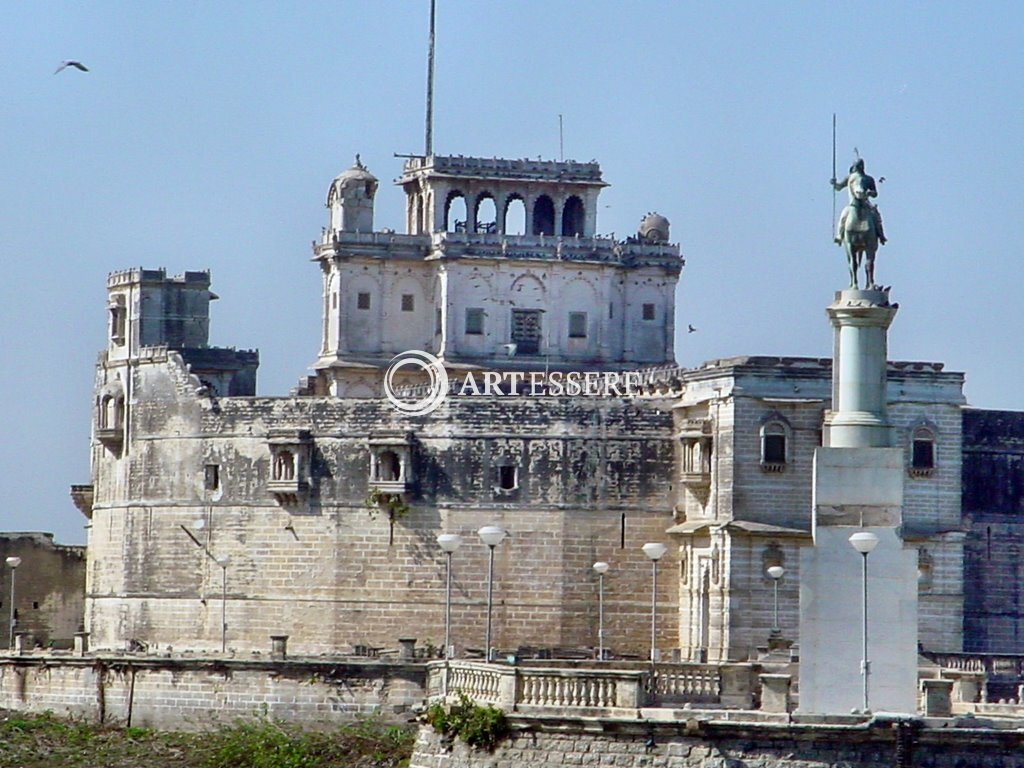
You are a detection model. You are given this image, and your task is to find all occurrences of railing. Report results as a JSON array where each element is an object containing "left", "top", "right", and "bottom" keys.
[
  {"left": 925, "top": 652, "right": 1024, "bottom": 677},
  {"left": 648, "top": 663, "right": 721, "bottom": 704},
  {"left": 431, "top": 660, "right": 743, "bottom": 712}
]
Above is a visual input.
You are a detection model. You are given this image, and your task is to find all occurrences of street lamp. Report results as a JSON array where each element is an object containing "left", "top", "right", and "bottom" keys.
[
  {"left": 849, "top": 530, "right": 879, "bottom": 713},
  {"left": 766, "top": 565, "right": 785, "bottom": 635},
  {"left": 5, "top": 557, "right": 21, "bottom": 649},
  {"left": 215, "top": 555, "right": 230, "bottom": 653},
  {"left": 437, "top": 533, "right": 462, "bottom": 659},
  {"left": 477, "top": 526, "right": 506, "bottom": 662},
  {"left": 593, "top": 562, "right": 609, "bottom": 660},
  {"left": 642, "top": 543, "right": 667, "bottom": 663}
]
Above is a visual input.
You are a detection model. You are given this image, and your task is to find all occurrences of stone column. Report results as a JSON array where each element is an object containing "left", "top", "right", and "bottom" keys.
[
  {"left": 825, "top": 288, "right": 897, "bottom": 449},
  {"left": 800, "top": 286, "right": 918, "bottom": 715}
]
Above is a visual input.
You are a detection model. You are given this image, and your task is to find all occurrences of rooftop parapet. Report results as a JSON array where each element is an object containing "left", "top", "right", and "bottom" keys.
[
  {"left": 107, "top": 268, "right": 211, "bottom": 289},
  {"left": 399, "top": 154, "right": 606, "bottom": 185}
]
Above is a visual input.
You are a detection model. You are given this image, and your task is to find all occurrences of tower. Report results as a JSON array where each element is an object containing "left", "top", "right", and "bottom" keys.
[{"left": 311, "top": 154, "right": 683, "bottom": 396}]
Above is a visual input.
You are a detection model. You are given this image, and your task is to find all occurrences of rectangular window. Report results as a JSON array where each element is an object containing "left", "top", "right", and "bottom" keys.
[
  {"left": 568, "top": 311, "right": 587, "bottom": 339},
  {"left": 912, "top": 439, "right": 935, "bottom": 469},
  {"left": 401, "top": 294, "right": 415, "bottom": 312},
  {"left": 332, "top": 292, "right": 338, "bottom": 309},
  {"left": 496, "top": 465, "right": 518, "bottom": 490},
  {"left": 357, "top": 292, "right": 371, "bottom": 310},
  {"left": 435, "top": 308, "right": 443, "bottom": 335},
  {"left": 609, "top": 303, "right": 614, "bottom": 320},
  {"left": 642, "top": 303, "right": 656, "bottom": 321},
  {"left": 763, "top": 435, "right": 786, "bottom": 464},
  {"left": 204, "top": 464, "right": 220, "bottom": 491},
  {"left": 511, "top": 309, "right": 542, "bottom": 354},
  {"left": 465, "top": 307, "right": 485, "bottom": 335}
]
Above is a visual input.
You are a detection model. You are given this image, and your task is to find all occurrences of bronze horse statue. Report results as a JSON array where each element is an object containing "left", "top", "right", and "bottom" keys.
[{"left": 838, "top": 197, "right": 879, "bottom": 290}]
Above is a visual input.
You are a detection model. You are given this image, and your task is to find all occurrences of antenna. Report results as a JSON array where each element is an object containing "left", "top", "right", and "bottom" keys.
[
  {"left": 559, "top": 114, "right": 564, "bottom": 161},
  {"left": 425, "top": 0, "right": 436, "bottom": 157}
]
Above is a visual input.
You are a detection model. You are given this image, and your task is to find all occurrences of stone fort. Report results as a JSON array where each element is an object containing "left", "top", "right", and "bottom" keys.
[{"left": 68, "top": 150, "right": 1024, "bottom": 664}]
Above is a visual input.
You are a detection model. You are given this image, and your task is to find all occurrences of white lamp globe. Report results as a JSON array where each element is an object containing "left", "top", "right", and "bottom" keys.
[
  {"left": 5, "top": 557, "right": 21, "bottom": 569},
  {"left": 437, "top": 533, "right": 463, "bottom": 553},
  {"left": 767, "top": 565, "right": 785, "bottom": 580},
  {"left": 593, "top": 561, "right": 609, "bottom": 575},
  {"left": 848, "top": 531, "right": 880, "bottom": 555},
  {"left": 642, "top": 543, "right": 668, "bottom": 561},
  {"left": 477, "top": 526, "right": 507, "bottom": 548}
]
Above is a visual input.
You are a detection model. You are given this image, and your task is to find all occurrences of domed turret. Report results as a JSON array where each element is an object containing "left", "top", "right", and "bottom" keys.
[
  {"left": 638, "top": 212, "right": 670, "bottom": 244},
  {"left": 327, "top": 155, "right": 378, "bottom": 233}
]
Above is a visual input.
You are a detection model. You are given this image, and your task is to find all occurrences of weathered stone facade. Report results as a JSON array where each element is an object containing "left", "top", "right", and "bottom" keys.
[
  {"left": 0, "top": 533, "right": 85, "bottom": 649},
  {"left": 72, "top": 150, "right": 1024, "bottom": 665},
  {"left": 670, "top": 356, "right": 966, "bottom": 661},
  {"left": 962, "top": 409, "right": 1024, "bottom": 653}
]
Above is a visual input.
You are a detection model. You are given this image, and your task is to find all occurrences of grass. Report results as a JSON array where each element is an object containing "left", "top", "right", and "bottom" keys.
[{"left": 0, "top": 710, "right": 414, "bottom": 768}]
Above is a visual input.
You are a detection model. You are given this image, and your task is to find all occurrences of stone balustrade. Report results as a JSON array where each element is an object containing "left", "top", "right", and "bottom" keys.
[{"left": 430, "top": 660, "right": 747, "bottom": 712}]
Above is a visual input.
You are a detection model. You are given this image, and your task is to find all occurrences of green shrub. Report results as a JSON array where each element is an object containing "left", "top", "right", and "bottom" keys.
[{"left": 425, "top": 693, "right": 509, "bottom": 751}]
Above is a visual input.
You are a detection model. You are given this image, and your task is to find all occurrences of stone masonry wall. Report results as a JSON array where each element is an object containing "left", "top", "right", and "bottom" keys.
[
  {"left": 86, "top": 352, "right": 677, "bottom": 657},
  {"left": 410, "top": 717, "right": 1024, "bottom": 768},
  {"left": 0, "top": 656, "right": 424, "bottom": 730},
  {"left": 0, "top": 533, "right": 85, "bottom": 649}
]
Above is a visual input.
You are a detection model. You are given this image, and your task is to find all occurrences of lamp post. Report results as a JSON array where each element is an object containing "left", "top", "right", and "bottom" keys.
[
  {"left": 766, "top": 565, "right": 785, "bottom": 635},
  {"left": 642, "top": 543, "right": 667, "bottom": 663},
  {"left": 437, "top": 533, "right": 462, "bottom": 659},
  {"left": 849, "top": 531, "right": 879, "bottom": 713},
  {"left": 215, "top": 555, "right": 230, "bottom": 653},
  {"left": 593, "top": 562, "right": 609, "bottom": 660},
  {"left": 5, "top": 557, "right": 21, "bottom": 649},
  {"left": 477, "top": 526, "right": 506, "bottom": 662}
]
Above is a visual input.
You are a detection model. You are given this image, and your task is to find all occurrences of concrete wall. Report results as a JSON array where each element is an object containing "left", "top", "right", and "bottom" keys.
[{"left": 0, "top": 655, "right": 424, "bottom": 730}]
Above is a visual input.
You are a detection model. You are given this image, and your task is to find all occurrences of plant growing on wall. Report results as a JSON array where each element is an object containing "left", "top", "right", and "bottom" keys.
[
  {"left": 365, "top": 488, "right": 411, "bottom": 545},
  {"left": 425, "top": 692, "right": 509, "bottom": 751}
]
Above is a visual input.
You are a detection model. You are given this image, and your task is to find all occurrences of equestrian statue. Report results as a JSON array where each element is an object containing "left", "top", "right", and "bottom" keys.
[{"left": 832, "top": 158, "right": 887, "bottom": 289}]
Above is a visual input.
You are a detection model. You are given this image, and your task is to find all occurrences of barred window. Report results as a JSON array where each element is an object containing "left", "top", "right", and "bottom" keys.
[
  {"left": 465, "top": 307, "right": 485, "bottom": 335},
  {"left": 357, "top": 292, "right": 371, "bottom": 310}
]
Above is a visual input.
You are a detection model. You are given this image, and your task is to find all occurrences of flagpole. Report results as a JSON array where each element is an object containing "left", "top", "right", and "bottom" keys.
[{"left": 831, "top": 113, "right": 837, "bottom": 242}]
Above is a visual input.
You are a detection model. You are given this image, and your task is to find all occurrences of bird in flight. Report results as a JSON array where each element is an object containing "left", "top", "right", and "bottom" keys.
[
  {"left": 54, "top": 61, "right": 89, "bottom": 74},
  {"left": 687, "top": 324, "right": 698, "bottom": 334}
]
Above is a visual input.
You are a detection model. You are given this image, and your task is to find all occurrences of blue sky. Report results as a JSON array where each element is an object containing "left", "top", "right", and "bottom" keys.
[{"left": 3, "top": 2, "right": 1022, "bottom": 543}]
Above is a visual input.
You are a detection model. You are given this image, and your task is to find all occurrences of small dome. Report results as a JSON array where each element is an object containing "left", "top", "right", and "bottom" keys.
[
  {"left": 328, "top": 155, "right": 378, "bottom": 205},
  {"left": 638, "top": 212, "right": 670, "bottom": 244}
]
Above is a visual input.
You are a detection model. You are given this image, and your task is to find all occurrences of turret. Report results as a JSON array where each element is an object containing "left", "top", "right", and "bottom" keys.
[{"left": 327, "top": 155, "right": 377, "bottom": 234}]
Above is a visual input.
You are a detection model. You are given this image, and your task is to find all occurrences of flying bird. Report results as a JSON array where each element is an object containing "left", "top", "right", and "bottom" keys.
[
  {"left": 687, "top": 324, "right": 698, "bottom": 334},
  {"left": 54, "top": 61, "right": 89, "bottom": 74}
]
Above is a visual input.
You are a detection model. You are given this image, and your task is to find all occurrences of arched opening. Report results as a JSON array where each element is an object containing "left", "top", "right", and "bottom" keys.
[
  {"left": 561, "top": 195, "right": 585, "bottom": 236},
  {"left": 531, "top": 195, "right": 555, "bottom": 235},
  {"left": 98, "top": 396, "right": 111, "bottom": 429},
  {"left": 445, "top": 192, "right": 467, "bottom": 232},
  {"left": 760, "top": 421, "right": 788, "bottom": 469},
  {"left": 416, "top": 194, "right": 425, "bottom": 234},
  {"left": 475, "top": 195, "right": 497, "bottom": 233},
  {"left": 911, "top": 426, "right": 936, "bottom": 476},
  {"left": 504, "top": 196, "right": 526, "bottom": 235},
  {"left": 377, "top": 450, "right": 401, "bottom": 482},
  {"left": 273, "top": 450, "right": 295, "bottom": 481}
]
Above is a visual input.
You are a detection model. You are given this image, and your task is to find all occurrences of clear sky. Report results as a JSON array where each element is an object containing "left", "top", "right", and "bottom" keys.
[{"left": 3, "top": 2, "right": 1022, "bottom": 543}]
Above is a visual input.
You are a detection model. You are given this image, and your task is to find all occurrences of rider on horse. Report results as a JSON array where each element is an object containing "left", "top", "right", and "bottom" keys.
[{"left": 833, "top": 159, "right": 887, "bottom": 246}]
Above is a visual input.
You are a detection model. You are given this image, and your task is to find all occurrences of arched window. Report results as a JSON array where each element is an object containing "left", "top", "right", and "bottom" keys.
[
  {"left": 504, "top": 195, "right": 526, "bottom": 235},
  {"left": 273, "top": 450, "right": 295, "bottom": 481},
  {"left": 475, "top": 195, "right": 497, "bottom": 233},
  {"left": 760, "top": 420, "right": 788, "bottom": 472},
  {"left": 531, "top": 195, "right": 555, "bottom": 236},
  {"left": 561, "top": 195, "right": 585, "bottom": 236},
  {"left": 377, "top": 450, "right": 401, "bottom": 482},
  {"left": 910, "top": 426, "right": 936, "bottom": 477},
  {"left": 445, "top": 192, "right": 467, "bottom": 232}
]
